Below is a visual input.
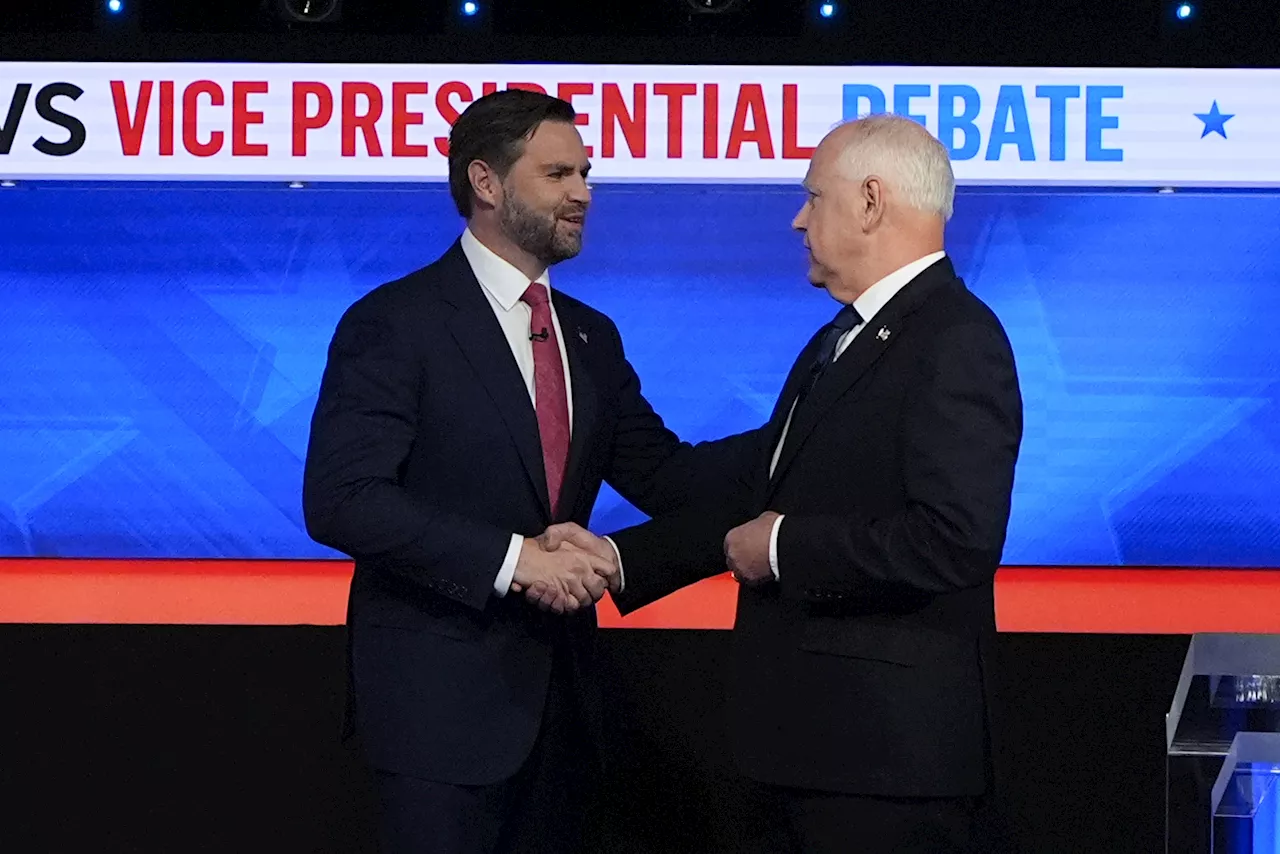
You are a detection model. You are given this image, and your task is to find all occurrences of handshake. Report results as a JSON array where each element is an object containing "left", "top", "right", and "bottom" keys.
[
  {"left": 506, "top": 510, "right": 784, "bottom": 615},
  {"left": 510, "top": 523, "right": 616, "bottom": 615}
]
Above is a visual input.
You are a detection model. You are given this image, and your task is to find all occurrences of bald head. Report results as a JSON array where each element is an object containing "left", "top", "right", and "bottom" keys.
[{"left": 792, "top": 114, "right": 954, "bottom": 301}]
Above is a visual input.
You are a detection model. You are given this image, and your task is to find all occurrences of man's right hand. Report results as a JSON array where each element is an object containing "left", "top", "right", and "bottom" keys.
[
  {"left": 512, "top": 537, "right": 611, "bottom": 615},
  {"left": 538, "top": 522, "right": 621, "bottom": 594}
]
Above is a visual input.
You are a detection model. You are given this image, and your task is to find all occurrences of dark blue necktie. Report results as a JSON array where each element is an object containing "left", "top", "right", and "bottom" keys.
[{"left": 798, "top": 303, "right": 863, "bottom": 403}]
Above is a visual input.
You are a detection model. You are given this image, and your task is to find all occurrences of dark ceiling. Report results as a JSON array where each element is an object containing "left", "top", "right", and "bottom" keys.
[{"left": 2, "top": 0, "right": 1277, "bottom": 67}]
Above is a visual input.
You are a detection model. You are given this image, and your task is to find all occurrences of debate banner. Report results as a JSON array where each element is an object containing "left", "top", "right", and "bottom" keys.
[{"left": 1, "top": 62, "right": 1277, "bottom": 186}]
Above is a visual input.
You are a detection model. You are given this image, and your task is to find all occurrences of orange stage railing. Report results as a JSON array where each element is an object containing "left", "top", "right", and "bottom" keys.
[{"left": 3, "top": 560, "right": 1280, "bottom": 633}]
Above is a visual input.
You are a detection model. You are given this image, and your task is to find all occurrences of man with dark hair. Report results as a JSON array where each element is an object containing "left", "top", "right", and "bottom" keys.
[
  {"left": 444, "top": 89, "right": 577, "bottom": 219},
  {"left": 303, "top": 88, "right": 715, "bottom": 853}
]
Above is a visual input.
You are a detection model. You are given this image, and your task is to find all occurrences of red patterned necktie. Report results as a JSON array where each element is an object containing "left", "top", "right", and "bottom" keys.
[{"left": 520, "top": 282, "right": 571, "bottom": 517}]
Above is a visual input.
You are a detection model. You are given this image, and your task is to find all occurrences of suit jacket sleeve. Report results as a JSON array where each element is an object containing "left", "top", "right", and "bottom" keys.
[
  {"left": 302, "top": 298, "right": 511, "bottom": 612},
  {"left": 606, "top": 499, "right": 751, "bottom": 615},
  {"left": 775, "top": 321, "right": 1022, "bottom": 603},
  {"left": 606, "top": 412, "right": 766, "bottom": 615},
  {"left": 600, "top": 318, "right": 766, "bottom": 517},
  {"left": 600, "top": 321, "right": 834, "bottom": 614}
]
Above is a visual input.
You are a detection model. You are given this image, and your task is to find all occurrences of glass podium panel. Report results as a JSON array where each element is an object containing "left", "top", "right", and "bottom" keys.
[
  {"left": 1167, "top": 634, "right": 1280, "bottom": 854},
  {"left": 1211, "top": 732, "right": 1280, "bottom": 854}
]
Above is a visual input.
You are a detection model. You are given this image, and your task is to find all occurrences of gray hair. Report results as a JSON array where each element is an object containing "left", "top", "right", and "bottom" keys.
[{"left": 833, "top": 113, "right": 955, "bottom": 221}]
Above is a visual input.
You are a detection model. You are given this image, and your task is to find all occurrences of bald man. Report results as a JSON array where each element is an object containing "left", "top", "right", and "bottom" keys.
[{"left": 539, "top": 114, "right": 1024, "bottom": 853}]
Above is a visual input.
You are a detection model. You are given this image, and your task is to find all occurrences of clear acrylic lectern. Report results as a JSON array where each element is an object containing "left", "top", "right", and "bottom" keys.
[
  {"left": 1209, "top": 731, "right": 1280, "bottom": 853},
  {"left": 1167, "top": 633, "right": 1280, "bottom": 854}
]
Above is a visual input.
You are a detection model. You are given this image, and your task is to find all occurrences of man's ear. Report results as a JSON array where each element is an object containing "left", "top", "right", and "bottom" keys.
[
  {"left": 861, "top": 175, "right": 886, "bottom": 232},
  {"left": 468, "top": 160, "right": 501, "bottom": 210}
]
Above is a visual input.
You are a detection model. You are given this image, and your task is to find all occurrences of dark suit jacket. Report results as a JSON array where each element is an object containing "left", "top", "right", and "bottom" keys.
[
  {"left": 609, "top": 256, "right": 1023, "bottom": 798},
  {"left": 302, "top": 239, "right": 715, "bottom": 786}
]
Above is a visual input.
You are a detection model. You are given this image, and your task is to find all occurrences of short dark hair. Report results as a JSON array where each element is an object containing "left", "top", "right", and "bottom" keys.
[{"left": 447, "top": 88, "right": 578, "bottom": 218}]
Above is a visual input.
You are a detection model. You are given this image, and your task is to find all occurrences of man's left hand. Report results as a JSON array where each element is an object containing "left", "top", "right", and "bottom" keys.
[{"left": 724, "top": 511, "right": 780, "bottom": 586}]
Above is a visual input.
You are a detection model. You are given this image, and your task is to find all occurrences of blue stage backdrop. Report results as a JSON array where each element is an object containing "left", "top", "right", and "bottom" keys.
[{"left": 1, "top": 182, "right": 1278, "bottom": 565}]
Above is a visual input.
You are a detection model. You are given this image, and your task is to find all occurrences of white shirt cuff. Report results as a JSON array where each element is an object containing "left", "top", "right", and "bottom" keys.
[
  {"left": 603, "top": 536, "right": 625, "bottom": 593},
  {"left": 494, "top": 533, "right": 523, "bottom": 596},
  {"left": 768, "top": 515, "right": 784, "bottom": 580}
]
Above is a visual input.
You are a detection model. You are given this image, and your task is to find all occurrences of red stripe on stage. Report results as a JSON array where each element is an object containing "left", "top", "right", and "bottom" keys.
[
  {"left": 2, "top": 559, "right": 1280, "bottom": 633},
  {"left": 993, "top": 566, "right": 1280, "bottom": 633}
]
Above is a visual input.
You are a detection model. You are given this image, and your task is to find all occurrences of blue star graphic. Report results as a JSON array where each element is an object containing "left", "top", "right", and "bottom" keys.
[{"left": 1195, "top": 101, "right": 1234, "bottom": 138}]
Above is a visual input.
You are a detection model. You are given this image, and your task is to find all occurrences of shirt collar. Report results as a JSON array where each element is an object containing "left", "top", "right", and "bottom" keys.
[
  {"left": 850, "top": 251, "right": 946, "bottom": 326},
  {"left": 460, "top": 227, "right": 551, "bottom": 312}
]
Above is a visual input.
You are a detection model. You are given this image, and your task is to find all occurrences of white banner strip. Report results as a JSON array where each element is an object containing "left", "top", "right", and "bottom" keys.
[{"left": 2, "top": 62, "right": 1278, "bottom": 187}]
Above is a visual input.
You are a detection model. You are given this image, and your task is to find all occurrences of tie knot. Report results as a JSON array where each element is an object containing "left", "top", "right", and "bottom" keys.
[
  {"left": 521, "top": 282, "right": 550, "bottom": 308},
  {"left": 831, "top": 303, "right": 863, "bottom": 333}
]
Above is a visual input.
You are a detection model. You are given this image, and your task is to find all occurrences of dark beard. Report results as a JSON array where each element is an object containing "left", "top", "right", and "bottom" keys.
[{"left": 499, "top": 191, "right": 583, "bottom": 266}]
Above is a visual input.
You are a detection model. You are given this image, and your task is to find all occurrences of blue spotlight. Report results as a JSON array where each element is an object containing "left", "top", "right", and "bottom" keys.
[
  {"left": 106, "top": 0, "right": 123, "bottom": 13},
  {"left": 819, "top": 2, "right": 836, "bottom": 17},
  {"left": 462, "top": 1, "right": 478, "bottom": 15},
  {"left": 1175, "top": 3, "right": 1193, "bottom": 19}
]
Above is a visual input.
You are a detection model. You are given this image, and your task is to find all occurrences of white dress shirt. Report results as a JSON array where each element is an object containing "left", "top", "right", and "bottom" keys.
[
  {"left": 459, "top": 228, "right": 576, "bottom": 597},
  {"left": 766, "top": 252, "right": 946, "bottom": 578}
]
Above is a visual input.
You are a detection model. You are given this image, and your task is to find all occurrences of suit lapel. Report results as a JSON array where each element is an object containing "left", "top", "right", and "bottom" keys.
[
  {"left": 552, "top": 295, "right": 601, "bottom": 522},
  {"left": 766, "top": 259, "right": 956, "bottom": 496},
  {"left": 767, "top": 319, "right": 897, "bottom": 493},
  {"left": 762, "top": 328, "right": 825, "bottom": 469},
  {"left": 437, "top": 242, "right": 552, "bottom": 519}
]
